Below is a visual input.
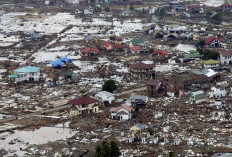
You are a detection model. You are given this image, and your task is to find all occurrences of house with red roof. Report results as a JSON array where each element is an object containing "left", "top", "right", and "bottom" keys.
[
  {"left": 204, "top": 36, "right": 225, "bottom": 48},
  {"left": 130, "top": 62, "right": 155, "bottom": 79},
  {"left": 102, "top": 41, "right": 124, "bottom": 51},
  {"left": 130, "top": 46, "right": 144, "bottom": 53},
  {"left": 80, "top": 48, "right": 99, "bottom": 56},
  {"left": 219, "top": 49, "right": 232, "bottom": 65},
  {"left": 221, "top": 3, "right": 232, "bottom": 13},
  {"left": 153, "top": 50, "right": 169, "bottom": 59},
  {"left": 68, "top": 96, "right": 99, "bottom": 116},
  {"left": 110, "top": 105, "right": 133, "bottom": 120},
  {"left": 102, "top": 41, "right": 114, "bottom": 51},
  {"left": 187, "top": 4, "right": 201, "bottom": 13},
  {"left": 146, "top": 80, "right": 166, "bottom": 96}
]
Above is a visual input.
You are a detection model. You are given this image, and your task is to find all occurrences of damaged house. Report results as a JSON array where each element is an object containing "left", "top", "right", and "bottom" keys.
[
  {"left": 187, "top": 4, "right": 201, "bottom": 14},
  {"left": 25, "top": 30, "right": 44, "bottom": 41},
  {"left": 8, "top": 66, "right": 41, "bottom": 83},
  {"left": 205, "top": 36, "right": 225, "bottom": 48},
  {"left": 102, "top": 41, "right": 123, "bottom": 51},
  {"left": 75, "top": 6, "right": 94, "bottom": 15},
  {"left": 204, "top": 59, "right": 220, "bottom": 69},
  {"left": 217, "top": 3, "right": 232, "bottom": 13},
  {"left": 219, "top": 49, "right": 232, "bottom": 65},
  {"left": 80, "top": 48, "right": 99, "bottom": 56},
  {"left": 110, "top": 105, "right": 133, "bottom": 120},
  {"left": 129, "top": 95, "right": 148, "bottom": 107},
  {"left": 130, "top": 62, "right": 155, "bottom": 79},
  {"left": 95, "top": 91, "right": 115, "bottom": 105},
  {"left": 68, "top": 96, "right": 99, "bottom": 116},
  {"left": 146, "top": 80, "right": 166, "bottom": 96},
  {"left": 130, "top": 124, "right": 149, "bottom": 141},
  {"left": 153, "top": 50, "right": 169, "bottom": 59},
  {"left": 189, "top": 91, "right": 206, "bottom": 104},
  {"left": 209, "top": 86, "right": 226, "bottom": 98},
  {"left": 45, "top": 73, "right": 61, "bottom": 87},
  {"left": 164, "top": 69, "right": 221, "bottom": 96}
]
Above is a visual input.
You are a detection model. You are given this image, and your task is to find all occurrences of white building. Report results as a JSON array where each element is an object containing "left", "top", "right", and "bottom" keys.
[
  {"left": 204, "top": 59, "right": 220, "bottom": 69},
  {"left": 173, "top": 138, "right": 182, "bottom": 146},
  {"left": 219, "top": 50, "right": 232, "bottom": 65},
  {"left": 84, "top": 7, "right": 94, "bottom": 15},
  {"left": 8, "top": 66, "right": 41, "bottom": 83},
  {"left": 212, "top": 99, "right": 225, "bottom": 109},
  {"left": 75, "top": 6, "right": 94, "bottom": 15},
  {"left": 189, "top": 90, "right": 206, "bottom": 104},
  {"left": 148, "top": 7, "right": 157, "bottom": 14},
  {"left": 65, "top": 0, "right": 79, "bottom": 4},
  {"left": 209, "top": 87, "right": 226, "bottom": 98},
  {"left": 95, "top": 91, "right": 115, "bottom": 104},
  {"left": 110, "top": 105, "right": 133, "bottom": 120}
]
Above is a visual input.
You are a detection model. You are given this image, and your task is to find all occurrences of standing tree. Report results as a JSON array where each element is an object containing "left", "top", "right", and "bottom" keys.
[
  {"left": 197, "top": 40, "right": 205, "bottom": 48},
  {"left": 169, "top": 152, "right": 175, "bottom": 157},
  {"left": 211, "top": 13, "right": 222, "bottom": 24},
  {"left": 95, "top": 42, "right": 102, "bottom": 49},
  {"left": 110, "top": 141, "right": 121, "bottom": 157},
  {"left": 159, "top": 8, "right": 166, "bottom": 19},
  {"left": 102, "top": 80, "right": 118, "bottom": 93},
  {"left": 95, "top": 145, "right": 105, "bottom": 157},
  {"left": 102, "top": 141, "right": 111, "bottom": 157},
  {"left": 110, "top": 36, "right": 116, "bottom": 41},
  {"left": 94, "top": 141, "right": 121, "bottom": 157},
  {"left": 130, "top": 6, "right": 134, "bottom": 11},
  {"left": 105, "top": 7, "right": 110, "bottom": 12},
  {"left": 149, "top": 48, "right": 154, "bottom": 53}
]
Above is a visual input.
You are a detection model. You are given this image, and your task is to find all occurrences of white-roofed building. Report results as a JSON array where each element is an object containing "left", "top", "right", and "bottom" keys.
[{"left": 95, "top": 91, "right": 115, "bottom": 105}]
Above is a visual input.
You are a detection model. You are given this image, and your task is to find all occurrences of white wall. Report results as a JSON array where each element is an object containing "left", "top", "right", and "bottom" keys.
[
  {"left": 209, "top": 87, "right": 226, "bottom": 98},
  {"left": 15, "top": 72, "right": 40, "bottom": 82}
]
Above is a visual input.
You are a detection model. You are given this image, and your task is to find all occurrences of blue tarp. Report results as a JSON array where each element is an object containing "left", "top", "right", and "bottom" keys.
[
  {"left": 50, "top": 60, "right": 65, "bottom": 67},
  {"left": 59, "top": 57, "right": 72, "bottom": 63}
]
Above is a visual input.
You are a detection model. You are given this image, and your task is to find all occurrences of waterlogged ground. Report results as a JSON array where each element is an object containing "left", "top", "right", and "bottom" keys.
[{"left": 0, "top": 123, "right": 76, "bottom": 156}]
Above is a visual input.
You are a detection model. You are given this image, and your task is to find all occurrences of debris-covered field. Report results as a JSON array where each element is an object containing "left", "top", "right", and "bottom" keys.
[{"left": 1, "top": 0, "right": 232, "bottom": 156}]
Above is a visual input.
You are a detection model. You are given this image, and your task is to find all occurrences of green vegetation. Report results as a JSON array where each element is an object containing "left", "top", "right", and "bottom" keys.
[
  {"left": 149, "top": 48, "right": 154, "bottom": 53},
  {"left": 211, "top": 13, "right": 223, "bottom": 24},
  {"left": 158, "top": 8, "right": 166, "bottom": 19},
  {"left": 102, "top": 80, "right": 118, "bottom": 93},
  {"left": 104, "top": 7, "right": 110, "bottom": 12},
  {"left": 110, "top": 36, "right": 116, "bottom": 41},
  {"left": 197, "top": 48, "right": 219, "bottom": 60},
  {"left": 188, "top": 50, "right": 198, "bottom": 54},
  {"left": 197, "top": 40, "right": 205, "bottom": 48},
  {"left": 206, "top": 12, "right": 212, "bottom": 16},
  {"left": 130, "top": 6, "right": 134, "bottom": 11},
  {"left": 169, "top": 152, "right": 175, "bottom": 157},
  {"left": 95, "top": 42, "right": 102, "bottom": 49},
  {"left": 94, "top": 141, "right": 121, "bottom": 157}
]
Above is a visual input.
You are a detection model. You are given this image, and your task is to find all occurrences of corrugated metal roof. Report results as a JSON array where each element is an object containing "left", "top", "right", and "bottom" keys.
[
  {"left": 191, "top": 90, "right": 204, "bottom": 96},
  {"left": 130, "top": 95, "right": 147, "bottom": 100},
  {"left": 13, "top": 66, "right": 41, "bottom": 73}
]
